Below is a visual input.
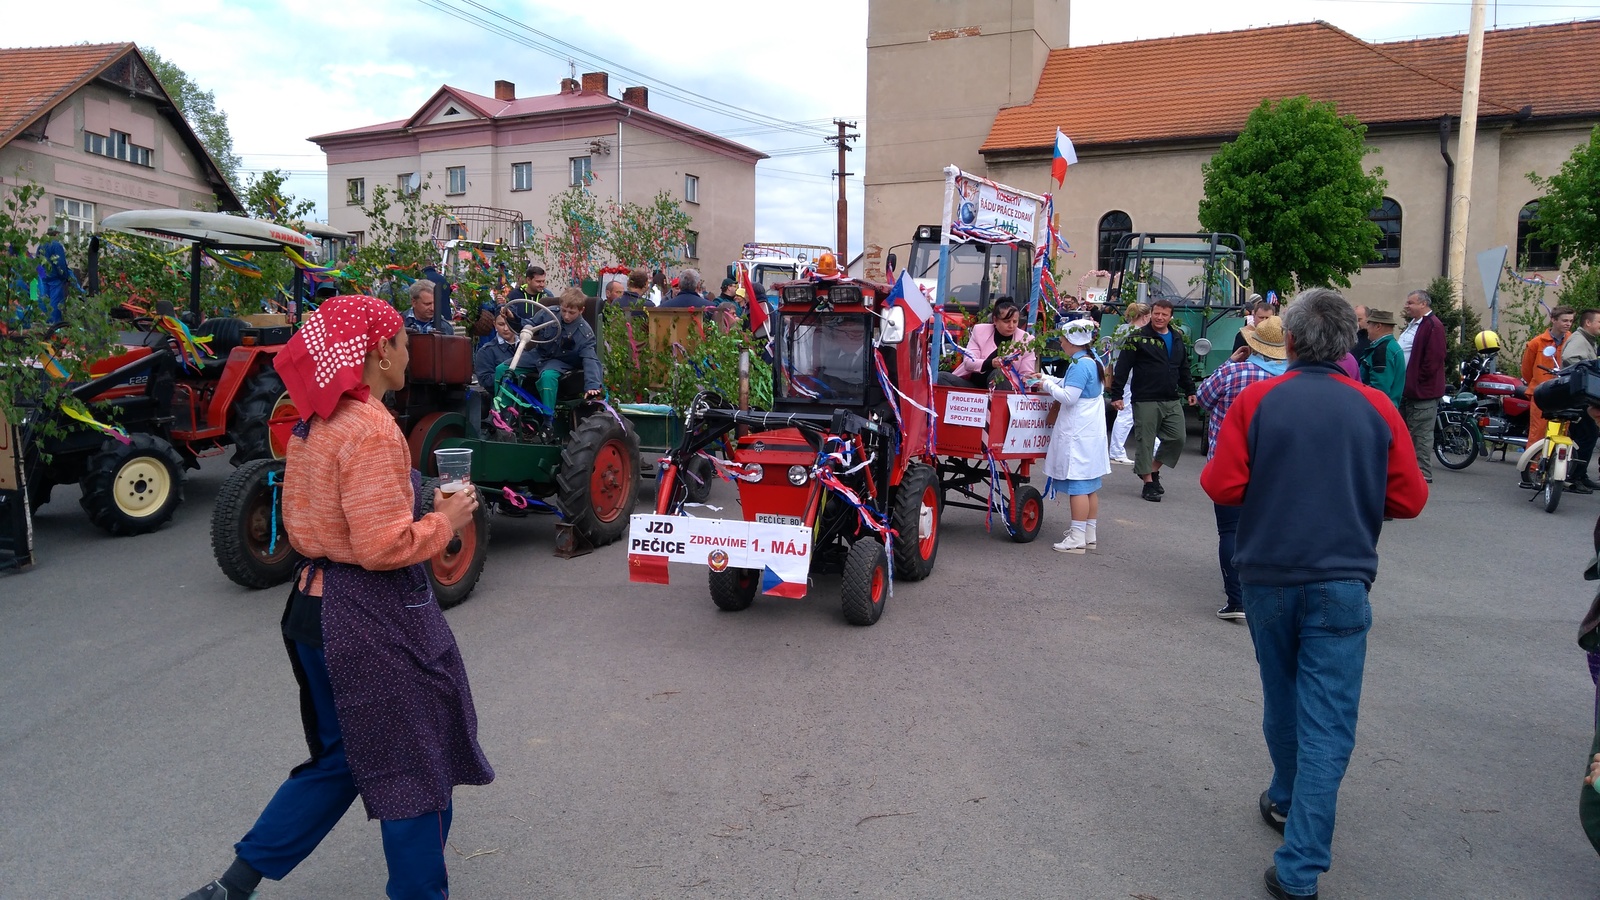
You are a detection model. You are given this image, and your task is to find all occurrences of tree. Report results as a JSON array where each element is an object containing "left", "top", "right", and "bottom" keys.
[
  {"left": 1198, "top": 96, "right": 1387, "bottom": 297},
  {"left": 143, "top": 48, "right": 242, "bottom": 191},
  {"left": 603, "top": 191, "right": 693, "bottom": 275},
  {"left": 241, "top": 169, "right": 316, "bottom": 227},
  {"left": 1528, "top": 126, "right": 1600, "bottom": 269}
]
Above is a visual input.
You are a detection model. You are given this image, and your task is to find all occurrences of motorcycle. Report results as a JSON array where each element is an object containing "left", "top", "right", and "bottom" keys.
[{"left": 1461, "top": 349, "right": 1531, "bottom": 459}]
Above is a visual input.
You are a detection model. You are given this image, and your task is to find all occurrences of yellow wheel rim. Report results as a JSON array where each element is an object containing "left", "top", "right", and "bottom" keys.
[{"left": 113, "top": 458, "right": 172, "bottom": 518}]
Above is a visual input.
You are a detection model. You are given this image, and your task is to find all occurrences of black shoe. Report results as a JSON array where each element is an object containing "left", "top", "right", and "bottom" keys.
[
  {"left": 1264, "top": 866, "right": 1317, "bottom": 899},
  {"left": 1151, "top": 471, "right": 1165, "bottom": 494},
  {"left": 1141, "top": 482, "right": 1162, "bottom": 502},
  {"left": 1259, "top": 790, "right": 1287, "bottom": 834},
  {"left": 1424, "top": 475, "right": 1433, "bottom": 484},
  {"left": 1581, "top": 475, "right": 1600, "bottom": 491},
  {"left": 1568, "top": 480, "right": 1595, "bottom": 495},
  {"left": 1217, "top": 605, "right": 1246, "bottom": 622},
  {"left": 181, "top": 881, "right": 257, "bottom": 900}
]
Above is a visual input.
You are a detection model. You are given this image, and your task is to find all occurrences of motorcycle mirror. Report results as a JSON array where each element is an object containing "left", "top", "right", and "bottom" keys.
[{"left": 1194, "top": 337, "right": 1213, "bottom": 357}]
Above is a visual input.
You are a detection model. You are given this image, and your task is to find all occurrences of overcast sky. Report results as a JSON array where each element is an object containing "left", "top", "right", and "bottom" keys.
[{"left": 11, "top": 0, "right": 1599, "bottom": 257}]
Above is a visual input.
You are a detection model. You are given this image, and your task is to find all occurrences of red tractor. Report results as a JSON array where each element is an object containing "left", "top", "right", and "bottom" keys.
[{"left": 648, "top": 276, "right": 941, "bottom": 625}]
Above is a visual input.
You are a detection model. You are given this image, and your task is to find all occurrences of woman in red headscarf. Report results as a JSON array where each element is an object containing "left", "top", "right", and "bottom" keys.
[{"left": 182, "top": 296, "right": 489, "bottom": 900}]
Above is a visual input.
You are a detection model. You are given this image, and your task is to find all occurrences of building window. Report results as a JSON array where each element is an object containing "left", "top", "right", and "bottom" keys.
[
  {"left": 1097, "top": 211, "right": 1132, "bottom": 272},
  {"left": 83, "top": 129, "right": 151, "bottom": 167},
  {"left": 1518, "top": 200, "right": 1560, "bottom": 270},
  {"left": 684, "top": 174, "right": 699, "bottom": 204},
  {"left": 512, "top": 162, "right": 532, "bottom": 192},
  {"left": 683, "top": 230, "right": 699, "bottom": 260},
  {"left": 446, "top": 166, "right": 467, "bottom": 195},
  {"left": 53, "top": 197, "right": 95, "bottom": 236},
  {"left": 397, "top": 173, "right": 417, "bottom": 195},
  {"left": 1368, "top": 197, "right": 1402, "bottom": 267},
  {"left": 349, "top": 230, "right": 364, "bottom": 248},
  {"left": 347, "top": 178, "right": 365, "bottom": 205},
  {"left": 570, "top": 156, "right": 591, "bottom": 186}
]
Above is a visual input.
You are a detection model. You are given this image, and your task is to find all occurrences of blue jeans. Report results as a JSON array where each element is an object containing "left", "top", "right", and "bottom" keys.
[
  {"left": 1242, "top": 580, "right": 1372, "bottom": 896},
  {"left": 1213, "top": 504, "right": 1242, "bottom": 607},
  {"left": 236, "top": 642, "right": 454, "bottom": 900}
]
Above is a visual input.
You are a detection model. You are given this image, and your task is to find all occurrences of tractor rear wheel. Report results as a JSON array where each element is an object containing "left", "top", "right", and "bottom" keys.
[
  {"left": 841, "top": 539, "right": 888, "bottom": 626},
  {"left": 1007, "top": 485, "right": 1044, "bottom": 543},
  {"left": 556, "top": 413, "right": 640, "bottom": 546},
  {"left": 79, "top": 434, "right": 186, "bottom": 536},
  {"left": 212, "top": 458, "right": 300, "bottom": 589},
  {"left": 231, "top": 369, "right": 298, "bottom": 465},
  {"left": 891, "top": 463, "right": 940, "bottom": 581},
  {"left": 709, "top": 567, "right": 759, "bottom": 611},
  {"left": 420, "top": 477, "right": 490, "bottom": 609}
]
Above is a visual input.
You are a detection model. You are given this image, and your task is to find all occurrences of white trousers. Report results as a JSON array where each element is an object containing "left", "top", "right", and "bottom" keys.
[{"left": 1110, "top": 381, "right": 1134, "bottom": 456}]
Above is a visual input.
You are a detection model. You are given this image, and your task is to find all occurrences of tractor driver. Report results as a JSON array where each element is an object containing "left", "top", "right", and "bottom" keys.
[
  {"left": 520, "top": 288, "right": 603, "bottom": 411},
  {"left": 808, "top": 314, "right": 870, "bottom": 401}
]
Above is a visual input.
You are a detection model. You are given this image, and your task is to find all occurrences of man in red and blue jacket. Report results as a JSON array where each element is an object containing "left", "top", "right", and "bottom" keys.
[{"left": 1200, "top": 288, "right": 1428, "bottom": 900}]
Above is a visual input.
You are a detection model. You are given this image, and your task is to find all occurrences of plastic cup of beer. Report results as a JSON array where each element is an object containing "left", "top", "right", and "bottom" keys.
[{"left": 434, "top": 448, "right": 473, "bottom": 496}]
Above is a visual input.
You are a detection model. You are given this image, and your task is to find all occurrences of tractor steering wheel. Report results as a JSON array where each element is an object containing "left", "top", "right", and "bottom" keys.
[{"left": 504, "top": 299, "right": 560, "bottom": 346}]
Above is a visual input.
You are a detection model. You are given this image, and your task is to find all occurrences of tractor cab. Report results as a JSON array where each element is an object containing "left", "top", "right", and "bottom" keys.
[
  {"left": 1104, "top": 232, "right": 1249, "bottom": 380},
  {"left": 905, "top": 224, "right": 1034, "bottom": 311}
]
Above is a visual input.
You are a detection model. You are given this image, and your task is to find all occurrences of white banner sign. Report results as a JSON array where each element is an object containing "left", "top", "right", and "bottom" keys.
[
  {"left": 943, "top": 390, "right": 989, "bottom": 428},
  {"left": 1003, "top": 394, "right": 1054, "bottom": 454},
  {"left": 954, "top": 176, "right": 1040, "bottom": 240},
  {"left": 627, "top": 515, "right": 812, "bottom": 597}
]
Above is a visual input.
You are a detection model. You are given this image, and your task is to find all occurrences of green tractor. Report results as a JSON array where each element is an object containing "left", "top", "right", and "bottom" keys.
[{"left": 1103, "top": 232, "right": 1250, "bottom": 382}]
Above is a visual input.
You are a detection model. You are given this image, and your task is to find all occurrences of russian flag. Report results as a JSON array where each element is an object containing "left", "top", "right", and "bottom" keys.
[
  {"left": 1051, "top": 129, "right": 1078, "bottom": 188},
  {"left": 761, "top": 566, "right": 808, "bottom": 599},
  {"left": 885, "top": 269, "right": 933, "bottom": 333}
]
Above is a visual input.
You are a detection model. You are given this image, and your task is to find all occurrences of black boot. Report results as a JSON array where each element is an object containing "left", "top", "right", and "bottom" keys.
[
  {"left": 1141, "top": 481, "right": 1162, "bottom": 502},
  {"left": 1569, "top": 478, "right": 1595, "bottom": 495},
  {"left": 1151, "top": 470, "right": 1165, "bottom": 495}
]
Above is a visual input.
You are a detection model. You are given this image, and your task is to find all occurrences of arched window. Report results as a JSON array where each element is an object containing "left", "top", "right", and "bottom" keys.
[
  {"left": 1369, "top": 198, "right": 1401, "bottom": 267},
  {"left": 1518, "top": 201, "right": 1559, "bottom": 270},
  {"left": 1098, "top": 211, "right": 1132, "bottom": 271}
]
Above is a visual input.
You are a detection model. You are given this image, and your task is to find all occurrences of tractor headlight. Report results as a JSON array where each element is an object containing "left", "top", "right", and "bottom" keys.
[
  {"left": 787, "top": 465, "right": 809, "bottom": 486},
  {"left": 741, "top": 463, "right": 765, "bottom": 483}
]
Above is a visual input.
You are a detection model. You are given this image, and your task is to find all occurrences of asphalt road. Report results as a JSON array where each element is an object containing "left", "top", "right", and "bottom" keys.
[{"left": 2, "top": 438, "right": 1597, "bottom": 899}]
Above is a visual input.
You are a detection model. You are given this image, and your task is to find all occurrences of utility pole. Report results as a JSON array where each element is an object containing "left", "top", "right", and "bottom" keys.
[
  {"left": 826, "top": 119, "right": 859, "bottom": 262},
  {"left": 1447, "top": 0, "right": 1488, "bottom": 301}
]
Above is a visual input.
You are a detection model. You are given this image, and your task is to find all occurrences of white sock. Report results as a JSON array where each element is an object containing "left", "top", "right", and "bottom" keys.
[
  {"left": 1086, "top": 518, "right": 1097, "bottom": 529},
  {"left": 1070, "top": 520, "right": 1086, "bottom": 534}
]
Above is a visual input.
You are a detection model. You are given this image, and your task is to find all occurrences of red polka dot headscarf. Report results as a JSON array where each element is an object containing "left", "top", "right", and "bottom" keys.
[{"left": 274, "top": 295, "right": 404, "bottom": 420}]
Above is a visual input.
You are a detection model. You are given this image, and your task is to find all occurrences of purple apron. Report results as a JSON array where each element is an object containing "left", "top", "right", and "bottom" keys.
[{"left": 286, "top": 470, "right": 493, "bottom": 821}]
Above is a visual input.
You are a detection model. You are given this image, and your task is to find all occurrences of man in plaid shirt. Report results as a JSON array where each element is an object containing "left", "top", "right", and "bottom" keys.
[{"left": 1195, "top": 316, "right": 1289, "bottom": 621}]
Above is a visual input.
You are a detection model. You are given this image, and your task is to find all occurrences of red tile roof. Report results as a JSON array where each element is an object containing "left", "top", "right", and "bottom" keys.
[
  {"left": 0, "top": 43, "right": 130, "bottom": 146},
  {"left": 982, "top": 19, "right": 1600, "bottom": 154}
]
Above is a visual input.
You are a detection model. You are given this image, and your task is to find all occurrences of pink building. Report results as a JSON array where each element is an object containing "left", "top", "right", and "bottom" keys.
[
  {"left": 0, "top": 43, "right": 241, "bottom": 234},
  {"left": 310, "top": 72, "right": 765, "bottom": 276}
]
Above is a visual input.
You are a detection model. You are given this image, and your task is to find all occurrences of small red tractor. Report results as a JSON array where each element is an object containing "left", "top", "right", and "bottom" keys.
[{"left": 644, "top": 275, "right": 942, "bottom": 625}]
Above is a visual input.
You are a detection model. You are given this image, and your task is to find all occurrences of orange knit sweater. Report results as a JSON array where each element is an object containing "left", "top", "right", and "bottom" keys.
[{"left": 283, "top": 395, "right": 452, "bottom": 593}]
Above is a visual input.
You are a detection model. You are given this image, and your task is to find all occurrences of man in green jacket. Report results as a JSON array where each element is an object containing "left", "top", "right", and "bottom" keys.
[{"left": 1359, "top": 308, "right": 1405, "bottom": 408}]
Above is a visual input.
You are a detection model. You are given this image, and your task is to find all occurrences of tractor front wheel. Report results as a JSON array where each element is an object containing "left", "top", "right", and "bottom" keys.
[
  {"left": 421, "top": 477, "right": 491, "bottom": 608},
  {"left": 709, "top": 567, "right": 759, "bottom": 611},
  {"left": 556, "top": 413, "right": 640, "bottom": 546},
  {"left": 890, "top": 463, "right": 940, "bottom": 581},
  {"left": 841, "top": 539, "right": 888, "bottom": 626},
  {"left": 211, "top": 458, "right": 300, "bottom": 589},
  {"left": 231, "top": 369, "right": 298, "bottom": 465},
  {"left": 79, "top": 434, "right": 186, "bottom": 536}
]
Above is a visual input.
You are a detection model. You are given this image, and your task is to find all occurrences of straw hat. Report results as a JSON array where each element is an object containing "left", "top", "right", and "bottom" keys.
[{"left": 1242, "top": 315, "right": 1288, "bottom": 360}]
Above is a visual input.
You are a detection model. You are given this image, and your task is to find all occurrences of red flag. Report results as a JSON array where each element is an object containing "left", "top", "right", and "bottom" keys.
[
  {"left": 740, "top": 266, "right": 769, "bottom": 334},
  {"left": 628, "top": 553, "right": 671, "bottom": 585}
]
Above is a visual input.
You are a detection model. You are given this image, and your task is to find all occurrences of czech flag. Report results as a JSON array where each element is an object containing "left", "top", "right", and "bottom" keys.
[
  {"left": 760, "top": 565, "right": 808, "bottom": 599},
  {"left": 886, "top": 269, "right": 933, "bottom": 333},
  {"left": 1051, "top": 129, "right": 1078, "bottom": 188}
]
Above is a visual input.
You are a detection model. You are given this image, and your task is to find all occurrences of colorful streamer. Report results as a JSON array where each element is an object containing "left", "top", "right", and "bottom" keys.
[{"left": 61, "top": 400, "right": 131, "bottom": 445}]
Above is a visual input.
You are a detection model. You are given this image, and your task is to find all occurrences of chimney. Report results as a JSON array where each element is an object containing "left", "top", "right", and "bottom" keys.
[
  {"left": 560, "top": 77, "right": 580, "bottom": 93},
  {"left": 622, "top": 86, "right": 649, "bottom": 110},
  {"left": 494, "top": 79, "right": 515, "bottom": 101},
  {"left": 580, "top": 71, "right": 609, "bottom": 95}
]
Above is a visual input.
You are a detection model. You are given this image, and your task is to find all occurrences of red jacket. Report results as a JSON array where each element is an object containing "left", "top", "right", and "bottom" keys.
[{"left": 1403, "top": 312, "right": 1447, "bottom": 401}]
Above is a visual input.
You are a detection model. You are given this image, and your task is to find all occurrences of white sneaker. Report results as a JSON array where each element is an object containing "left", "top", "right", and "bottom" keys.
[
  {"left": 1084, "top": 524, "right": 1097, "bottom": 549},
  {"left": 1110, "top": 455, "right": 1134, "bottom": 465},
  {"left": 1053, "top": 529, "right": 1087, "bottom": 554}
]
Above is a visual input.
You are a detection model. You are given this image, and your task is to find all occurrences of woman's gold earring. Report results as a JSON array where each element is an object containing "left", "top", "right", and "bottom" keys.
[{"left": 379, "top": 358, "right": 392, "bottom": 371}]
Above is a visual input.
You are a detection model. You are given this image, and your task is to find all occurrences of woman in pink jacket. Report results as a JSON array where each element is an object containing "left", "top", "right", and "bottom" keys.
[{"left": 940, "top": 299, "right": 1036, "bottom": 389}]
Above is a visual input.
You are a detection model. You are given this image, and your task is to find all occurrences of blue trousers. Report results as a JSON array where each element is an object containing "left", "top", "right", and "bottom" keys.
[
  {"left": 236, "top": 642, "right": 454, "bottom": 900},
  {"left": 1242, "top": 580, "right": 1371, "bottom": 897},
  {"left": 1213, "top": 504, "right": 1242, "bottom": 607}
]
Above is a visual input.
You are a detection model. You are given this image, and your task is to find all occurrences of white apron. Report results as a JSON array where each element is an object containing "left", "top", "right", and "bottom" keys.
[{"left": 1041, "top": 357, "right": 1113, "bottom": 482}]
